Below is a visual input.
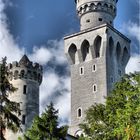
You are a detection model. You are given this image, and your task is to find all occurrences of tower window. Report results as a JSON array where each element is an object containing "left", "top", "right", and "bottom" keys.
[
  {"left": 22, "top": 115, "right": 26, "bottom": 125},
  {"left": 79, "top": 67, "right": 84, "bottom": 75},
  {"left": 118, "top": 70, "right": 121, "bottom": 76},
  {"left": 110, "top": 76, "right": 114, "bottom": 82},
  {"left": 92, "top": 64, "right": 96, "bottom": 72},
  {"left": 93, "top": 84, "right": 97, "bottom": 92},
  {"left": 23, "top": 85, "right": 27, "bottom": 94},
  {"left": 86, "top": 19, "right": 90, "bottom": 23},
  {"left": 77, "top": 108, "right": 82, "bottom": 118},
  {"left": 98, "top": 18, "right": 102, "bottom": 21}
]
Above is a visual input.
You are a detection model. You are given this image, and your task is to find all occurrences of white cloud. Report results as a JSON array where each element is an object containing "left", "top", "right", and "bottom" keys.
[
  {"left": 121, "top": 18, "right": 140, "bottom": 73},
  {"left": 48, "top": 40, "right": 67, "bottom": 65},
  {"left": 126, "top": 54, "right": 140, "bottom": 73},
  {"left": 122, "top": 21, "right": 140, "bottom": 43},
  {"left": 29, "top": 46, "right": 52, "bottom": 65},
  {"left": 40, "top": 70, "right": 71, "bottom": 122},
  {"left": 0, "top": 0, "right": 24, "bottom": 62}
]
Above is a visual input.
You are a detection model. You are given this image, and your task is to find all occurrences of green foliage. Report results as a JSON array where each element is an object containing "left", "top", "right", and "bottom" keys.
[
  {"left": 23, "top": 102, "right": 68, "bottom": 140},
  {"left": 0, "top": 57, "right": 21, "bottom": 140},
  {"left": 79, "top": 72, "right": 140, "bottom": 140}
]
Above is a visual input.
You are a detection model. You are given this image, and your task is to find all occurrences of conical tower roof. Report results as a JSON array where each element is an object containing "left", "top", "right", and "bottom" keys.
[{"left": 19, "top": 55, "right": 30, "bottom": 66}]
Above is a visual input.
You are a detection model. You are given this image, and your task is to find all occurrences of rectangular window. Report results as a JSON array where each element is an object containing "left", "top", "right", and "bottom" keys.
[
  {"left": 23, "top": 85, "right": 27, "bottom": 94},
  {"left": 92, "top": 64, "right": 96, "bottom": 72},
  {"left": 93, "top": 84, "right": 97, "bottom": 93},
  {"left": 79, "top": 67, "right": 84, "bottom": 75},
  {"left": 99, "top": 18, "right": 102, "bottom": 21},
  {"left": 77, "top": 108, "right": 82, "bottom": 118},
  {"left": 22, "top": 115, "right": 26, "bottom": 125}
]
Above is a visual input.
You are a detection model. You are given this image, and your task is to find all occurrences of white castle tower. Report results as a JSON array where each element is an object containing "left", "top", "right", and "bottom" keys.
[
  {"left": 5, "top": 55, "right": 43, "bottom": 140},
  {"left": 64, "top": 0, "right": 131, "bottom": 137}
]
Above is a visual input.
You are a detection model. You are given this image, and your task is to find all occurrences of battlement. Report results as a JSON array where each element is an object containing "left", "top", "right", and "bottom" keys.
[
  {"left": 77, "top": 1, "right": 116, "bottom": 18},
  {"left": 7, "top": 55, "right": 43, "bottom": 85}
]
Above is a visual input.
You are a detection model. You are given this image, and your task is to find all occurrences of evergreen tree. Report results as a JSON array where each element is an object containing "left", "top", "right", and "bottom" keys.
[
  {"left": 24, "top": 102, "right": 68, "bottom": 140},
  {"left": 0, "top": 57, "right": 21, "bottom": 140},
  {"left": 79, "top": 72, "right": 140, "bottom": 140}
]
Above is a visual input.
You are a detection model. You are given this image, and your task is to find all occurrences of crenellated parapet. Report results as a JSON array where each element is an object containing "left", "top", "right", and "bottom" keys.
[
  {"left": 77, "top": 1, "right": 116, "bottom": 18},
  {"left": 7, "top": 55, "right": 43, "bottom": 85}
]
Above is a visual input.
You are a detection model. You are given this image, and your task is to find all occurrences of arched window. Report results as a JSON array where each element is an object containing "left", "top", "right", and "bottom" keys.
[
  {"left": 9, "top": 72, "right": 13, "bottom": 81},
  {"left": 110, "top": 5, "right": 113, "bottom": 10},
  {"left": 81, "top": 40, "right": 90, "bottom": 61},
  {"left": 33, "top": 72, "right": 37, "bottom": 80},
  {"left": 97, "top": 2, "right": 102, "bottom": 9},
  {"left": 122, "top": 47, "right": 129, "bottom": 65},
  {"left": 84, "top": 4, "right": 88, "bottom": 12},
  {"left": 104, "top": 3, "right": 108, "bottom": 9},
  {"left": 68, "top": 44, "right": 77, "bottom": 64},
  {"left": 109, "top": 37, "right": 114, "bottom": 57},
  {"left": 20, "top": 70, "right": 25, "bottom": 78},
  {"left": 80, "top": 7, "right": 83, "bottom": 13},
  {"left": 14, "top": 70, "right": 18, "bottom": 79},
  {"left": 90, "top": 3, "right": 95, "bottom": 10},
  {"left": 94, "top": 36, "right": 102, "bottom": 58},
  {"left": 77, "top": 108, "right": 82, "bottom": 118},
  {"left": 27, "top": 70, "right": 32, "bottom": 79},
  {"left": 116, "top": 42, "right": 121, "bottom": 62}
]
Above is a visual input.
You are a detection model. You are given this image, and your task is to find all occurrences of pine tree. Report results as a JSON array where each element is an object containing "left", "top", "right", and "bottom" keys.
[
  {"left": 0, "top": 57, "right": 21, "bottom": 140},
  {"left": 24, "top": 102, "right": 68, "bottom": 140},
  {"left": 79, "top": 72, "right": 140, "bottom": 140}
]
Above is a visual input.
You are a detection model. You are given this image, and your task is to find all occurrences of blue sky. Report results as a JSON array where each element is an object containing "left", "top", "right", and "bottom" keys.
[{"left": 0, "top": 0, "right": 140, "bottom": 124}]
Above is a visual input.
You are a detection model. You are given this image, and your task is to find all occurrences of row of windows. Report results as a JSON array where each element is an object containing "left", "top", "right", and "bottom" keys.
[
  {"left": 68, "top": 37, "right": 129, "bottom": 65},
  {"left": 79, "top": 66, "right": 121, "bottom": 82},
  {"left": 86, "top": 18, "right": 112, "bottom": 24},
  {"left": 79, "top": 64, "right": 97, "bottom": 75}
]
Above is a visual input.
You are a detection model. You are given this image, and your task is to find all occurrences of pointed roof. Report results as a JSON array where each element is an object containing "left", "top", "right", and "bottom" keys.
[{"left": 19, "top": 55, "right": 30, "bottom": 65}]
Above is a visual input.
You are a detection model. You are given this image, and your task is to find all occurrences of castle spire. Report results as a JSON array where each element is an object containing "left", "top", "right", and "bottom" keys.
[{"left": 19, "top": 55, "right": 30, "bottom": 65}]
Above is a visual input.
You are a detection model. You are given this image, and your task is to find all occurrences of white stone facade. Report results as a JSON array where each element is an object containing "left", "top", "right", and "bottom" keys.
[{"left": 64, "top": 0, "right": 130, "bottom": 137}]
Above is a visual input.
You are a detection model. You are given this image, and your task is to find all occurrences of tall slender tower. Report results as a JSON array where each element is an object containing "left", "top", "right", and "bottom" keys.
[
  {"left": 5, "top": 55, "right": 43, "bottom": 140},
  {"left": 64, "top": 0, "right": 131, "bottom": 137}
]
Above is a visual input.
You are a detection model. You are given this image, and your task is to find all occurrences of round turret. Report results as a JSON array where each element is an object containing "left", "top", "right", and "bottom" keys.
[
  {"left": 75, "top": 0, "right": 118, "bottom": 30},
  {"left": 5, "top": 55, "right": 43, "bottom": 140}
]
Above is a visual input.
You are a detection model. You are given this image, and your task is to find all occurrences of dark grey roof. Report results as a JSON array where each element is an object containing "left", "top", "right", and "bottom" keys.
[{"left": 19, "top": 55, "right": 30, "bottom": 65}]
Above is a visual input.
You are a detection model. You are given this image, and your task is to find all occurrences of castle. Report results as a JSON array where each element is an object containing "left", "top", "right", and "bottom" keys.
[
  {"left": 64, "top": 0, "right": 130, "bottom": 137},
  {"left": 5, "top": 0, "right": 131, "bottom": 139},
  {"left": 5, "top": 55, "right": 43, "bottom": 140}
]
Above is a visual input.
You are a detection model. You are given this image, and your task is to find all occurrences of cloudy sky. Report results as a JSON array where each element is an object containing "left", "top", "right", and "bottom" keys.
[{"left": 0, "top": 0, "right": 140, "bottom": 125}]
